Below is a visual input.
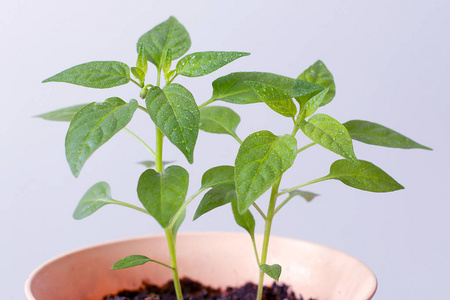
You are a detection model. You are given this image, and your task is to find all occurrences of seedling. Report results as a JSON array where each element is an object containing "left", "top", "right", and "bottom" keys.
[{"left": 39, "top": 16, "right": 430, "bottom": 300}]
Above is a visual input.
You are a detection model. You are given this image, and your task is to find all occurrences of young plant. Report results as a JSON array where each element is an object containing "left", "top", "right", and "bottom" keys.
[
  {"left": 38, "top": 16, "right": 431, "bottom": 300},
  {"left": 193, "top": 61, "right": 431, "bottom": 299},
  {"left": 38, "top": 16, "right": 250, "bottom": 300}
]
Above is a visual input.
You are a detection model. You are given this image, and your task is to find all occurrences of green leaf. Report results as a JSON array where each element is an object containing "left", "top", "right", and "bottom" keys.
[
  {"left": 163, "top": 49, "right": 173, "bottom": 80},
  {"left": 65, "top": 98, "right": 138, "bottom": 177},
  {"left": 131, "top": 67, "right": 145, "bottom": 84},
  {"left": 199, "top": 106, "right": 241, "bottom": 139},
  {"left": 73, "top": 182, "right": 114, "bottom": 220},
  {"left": 231, "top": 199, "right": 255, "bottom": 238},
  {"left": 245, "top": 81, "right": 297, "bottom": 117},
  {"left": 300, "top": 114, "right": 358, "bottom": 164},
  {"left": 137, "top": 165, "right": 189, "bottom": 228},
  {"left": 177, "top": 51, "right": 250, "bottom": 77},
  {"left": 35, "top": 104, "right": 88, "bottom": 122},
  {"left": 138, "top": 160, "right": 174, "bottom": 168},
  {"left": 193, "top": 166, "right": 236, "bottom": 220},
  {"left": 297, "top": 60, "right": 335, "bottom": 106},
  {"left": 344, "top": 120, "right": 432, "bottom": 150},
  {"left": 43, "top": 61, "right": 130, "bottom": 89},
  {"left": 260, "top": 264, "right": 282, "bottom": 281},
  {"left": 201, "top": 165, "right": 235, "bottom": 189},
  {"left": 137, "top": 16, "right": 191, "bottom": 69},
  {"left": 326, "top": 159, "right": 404, "bottom": 192},
  {"left": 235, "top": 131, "right": 297, "bottom": 213},
  {"left": 193, "top": 183, "right": 236, "bottom": 220},
  {"left": 301, "top": 88, "right": 329, "bottom": 118},
  {"left": 111, "top": 255, "right": 171, "bottom": 270},
  {"left": 146, "top": 84, "right": 199, "bottom": 163},
  {"left": 287, "top": 190, "right": 319, "bottom": 202},
  {"left": 211, "top": 72, "right": 324, "bottom": 104},
  {"left": 136, "top": 44, "right": 148, "bottom": 74}
]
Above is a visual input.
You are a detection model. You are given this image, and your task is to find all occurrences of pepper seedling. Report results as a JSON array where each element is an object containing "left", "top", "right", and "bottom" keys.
[{"left": 38, "top": 16, "right": 431, "bottom": 300}]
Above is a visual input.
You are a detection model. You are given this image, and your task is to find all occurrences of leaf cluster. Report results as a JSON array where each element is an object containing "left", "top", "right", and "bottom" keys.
[{"left": 38, "top": 16, "right": 431, "bottom": 294}]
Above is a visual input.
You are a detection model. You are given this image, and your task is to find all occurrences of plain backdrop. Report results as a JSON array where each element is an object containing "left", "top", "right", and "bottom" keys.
[{"left": 1, "top": 0, "right": 449, "bottom": 299}]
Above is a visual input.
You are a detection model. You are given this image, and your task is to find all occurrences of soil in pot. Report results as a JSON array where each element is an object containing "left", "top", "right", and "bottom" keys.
[{"left": 103, "top": 278, "right": 316, "bottom": 300}]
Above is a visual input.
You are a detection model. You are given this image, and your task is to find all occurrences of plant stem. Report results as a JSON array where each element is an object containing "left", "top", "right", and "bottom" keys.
[
  {"left": 256, "top": 178, "right": 281, "bottom": 300},
  {"left": 252, "top": 202, "right": 267, "bottom": 221},
  {"left": 297, "top": 142, "right": 316, "bottom": 154},
  {"left": 198, "top": 97, "right": 216, "bottom": 109},
  {"left": 123, "top": 128, "right": 156, "bottom": 158},
  {"left": 155, "top": 128, "right": 164, "bottom": 172},
  {"left": 169, "top": 188, "right": 206, "bottom": 229},
  {"left": 277, "top": 176, "right": 329, "bottom": 196},
  {"left": 138, "top": 105, "right": 149, "bottom": 113},
  {"left": 164, "top": 227, "right": 184, "bottom": 300},
  {"left": 130, "top": 78, "right": 142, "bottom": 87},
  {"left": 251, "top": 236, "right": 261, "bottom": 266},
  {"left": 109, "top": 199, "right": 150, "bottom": 215}
]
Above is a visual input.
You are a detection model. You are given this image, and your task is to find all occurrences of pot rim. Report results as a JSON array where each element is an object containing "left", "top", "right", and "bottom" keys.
[{"left": 25, "top": 232, "right": 377, "bottom": 299}]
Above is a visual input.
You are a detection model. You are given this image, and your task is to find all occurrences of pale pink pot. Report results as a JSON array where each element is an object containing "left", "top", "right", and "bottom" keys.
[{"left": 25, "top": 232, "right": 377, "bottom": 300}]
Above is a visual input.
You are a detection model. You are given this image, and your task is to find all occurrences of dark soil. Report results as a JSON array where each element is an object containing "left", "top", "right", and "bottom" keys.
[{"left": 103, "top": 278, "right": 316, "bottom": 300}]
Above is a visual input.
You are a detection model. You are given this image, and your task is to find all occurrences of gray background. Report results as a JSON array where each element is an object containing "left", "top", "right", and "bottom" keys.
[{"left": 1, "top": 0, "right": 449, "bottom": 299}]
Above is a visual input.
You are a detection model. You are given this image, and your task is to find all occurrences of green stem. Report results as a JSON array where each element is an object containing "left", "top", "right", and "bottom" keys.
[
  {"left": 164, "top": 227, "right": 183, "bottom": 300},
  {"left": 130, "top": 78, "right": 142, "bottom": 87},
  {"left": 256, "top": 178, "right": 281, "bottom": 300},
  {"left": 277, "top": 176, "right": 329, "bottom": 197},
  {"left": 251, "top": 235, "right": 261, "bottom": 265},
  {"left": 109, "top": 199, "right": 150, "bottom": 215},
  {"left": 198, "top": 97, "right": 216, "bottom": 109},
  {"left": 231, "top": 132, "right": 243, "bottom": 144},
  {"left": 123, "top": 128, "right": 156, "bottom": 158},
  {"left": 252, "top": 202, "right": 267, "bottom": 221},
  {"left": 167, "top": 73, "right": 178, "bottom": 85},
  {"left": 155, "top": 128, "right": 164, "bottom": 172},
  {"left": 297, "top": 142, "right": 316, "bottom": 154},
  {"left": 138, "top": 105, "right": 149, "bottom": 113},
  {"left": 273, "top": 194, "right": 294, "bottom": 215},
  {"left": 168, "top": 188, "right": 206, "bottom": 229}
]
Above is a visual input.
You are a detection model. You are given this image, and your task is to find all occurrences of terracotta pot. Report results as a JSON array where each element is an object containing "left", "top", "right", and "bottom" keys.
[{"left": 25, "top": 232, "right": 376, "bottom": 300}]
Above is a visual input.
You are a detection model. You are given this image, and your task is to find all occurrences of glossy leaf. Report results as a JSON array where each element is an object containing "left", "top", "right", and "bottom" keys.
[
  {"left": 137, "top": 165, "right": 188, "bottom": 228},
  {"left": 326, "top": 159, "right": 404, "bottom": 192},
  {"left": 231, "top": 199, "right": 255, "bottom": 238},
  {"left": 287, "top": 190, "right": 319, "bottom": 202},
  {"left": 163, "top": 49, "right": 173, "bottom": 80},
  {"left": 300, "top": 114, "right": 358, "bottom": 164},
  {"left": 194, "top": 166, "right": 236, "bottom": 220},
  {"left": 146, "top": 84, "right": 199, "bottom": 163},
  {"left": 199, "top": 106, "right": 241, "bottom": 139},
  {"left": 260, "top": 264, "right": 282, "bottom": 281},
  {"left": 65, "top": 98, "right": 138, "bottom": 177},
  {"left": 111, "top": 255, "right": 170, "bottom": 270},
  {"left": 246, "top": 81, "right": 297, "bottom": 117},
  {"left": 43, "top": 61, "right": 130, "bottom": 89},
  {"left": 136, "top": 44, "right": 148, "bottom": 74},
  {"left": 301, "top": 88, "right": 329, "bottom": 118},
  {"left": 211, "top": 72, "right": 323, "bottom": 104},
  {"left": 344, "top": 120, "right": 432, "bottom": 150},
  {"left": 297, "top": 60, "right": 335, "bottom": 106},
  {"left": 193, "top": 183, "right": 236, "bottom": 220},
  {"left": 201, "top": 165, "right": 235, "bottom": 189},
  {"left": 137, "top": 16, "right": 191, "bottom": 69},
  {"left": 73, "top": 182, "right": 114, "bottom": 220},
  {"left": 131, "top": 67, "right": 145, "bottom": 84},
  {"left": 177, "top": 51, "right": 250, "bottom": 77},
  {"left": 235, "top": 131, "right": 297, "bottom": 213},
  {"left": 35, "top": 104, "right": 88, "bottom": 122}
]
